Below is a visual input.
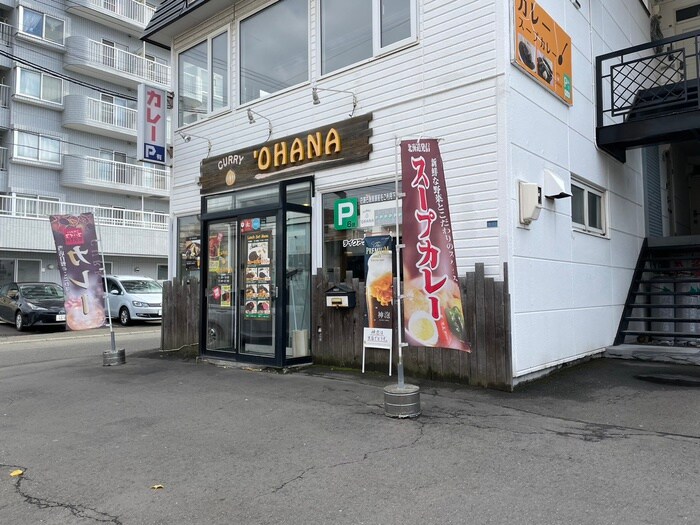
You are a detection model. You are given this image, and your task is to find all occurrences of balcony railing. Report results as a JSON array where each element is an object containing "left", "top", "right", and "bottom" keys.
[
  {"left": 85, "top": 156, "right": 170, "bottom": 192},
  {"left": 0, "top": 22, "right": 11, "bottom": 46},
  {"left": 596, "top": 29, "right": 700, "bottom": 128},
  {"left": 0, "top": 147, "right": 7, "bottom": 170},
  {"left": 85, "top": 0, "right": 156, "bottom": 27},
  {"left": 0, "top": 194, "right": 168, "bottom": 230},
  {"left": 0, "top": 84, "right": 9, "bottom": 108},
  {"left": 87, "top": 39, "right": 170, "bottom": 86},
  {"left": 87, "top": 97, "right": 137, "bottom": 131}
]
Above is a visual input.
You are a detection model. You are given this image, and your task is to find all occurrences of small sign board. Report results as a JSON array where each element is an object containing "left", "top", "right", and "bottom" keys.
[{"left": 334, "top": 198, "right": 358, "bottom": 230}]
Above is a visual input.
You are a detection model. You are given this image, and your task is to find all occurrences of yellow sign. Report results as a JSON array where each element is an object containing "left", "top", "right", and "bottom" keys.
[{"left": 514, "top": 0, "right": 573, "bottom": 105}]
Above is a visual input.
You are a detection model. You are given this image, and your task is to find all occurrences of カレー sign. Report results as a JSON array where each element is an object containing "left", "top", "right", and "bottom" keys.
[
  {"left": 137, "top": 84, "right": 167, "bottom": 164},
  {"left": 513, "top": 0, "right": 573, "bottom": 105}
]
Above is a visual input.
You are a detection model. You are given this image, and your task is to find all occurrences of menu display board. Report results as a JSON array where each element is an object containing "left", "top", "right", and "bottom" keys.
[{"left": 243, "top": 230, "right": 271, "bottom": 319}]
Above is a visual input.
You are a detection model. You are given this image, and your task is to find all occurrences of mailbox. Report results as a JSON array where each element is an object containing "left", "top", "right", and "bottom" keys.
[{"left": 325, "top": 284, "right": 356, "bottom": 308}]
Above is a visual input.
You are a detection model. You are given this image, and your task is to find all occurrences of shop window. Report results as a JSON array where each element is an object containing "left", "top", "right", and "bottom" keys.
[
  {"left": 16, "top": 68, "right": 63, "bottom": 105},
  {"left": 322, "top": 182, "right": 402, "bottom": 281},
  {"left": 239, "top": 0, "right": 308, "bottom": 103},
  {"left": 178, "top": 30, "right": 229, "bottom": 127},
  {"left": 13, "top": 130, "right": 61, "bottom": 164},
  {"left": 178, "top": 214, "right": 201, "bottom": 282},
  {"left": 19, "top": 7, "right": 64, "bottom": 45},
  {"left": 320, "top": 0, "right": 415, "bottom": 75},
  {"left": 571, "top": 177, "right": 607, "bottom": 235}
]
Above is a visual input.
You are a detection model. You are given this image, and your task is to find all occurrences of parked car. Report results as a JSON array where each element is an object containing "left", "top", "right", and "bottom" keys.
[
  {"left": 0, "top": 282, "right": 66, "bottom": 331},
  {"left": 104, "top": 275, "right": 163, "bottom": 326}
]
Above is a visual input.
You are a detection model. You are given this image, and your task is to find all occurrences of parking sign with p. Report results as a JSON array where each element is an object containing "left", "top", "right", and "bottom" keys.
[{"left": 334, "top": 198, "right": 358, "bottom": 230}]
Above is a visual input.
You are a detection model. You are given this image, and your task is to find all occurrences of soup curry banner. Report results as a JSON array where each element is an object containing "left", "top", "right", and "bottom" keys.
[
  {"left": 400, "top": 140, "right": 470, "bottom": 351},
  {"left": 49, "top": 213, "right": 106, "bottom": 330}
]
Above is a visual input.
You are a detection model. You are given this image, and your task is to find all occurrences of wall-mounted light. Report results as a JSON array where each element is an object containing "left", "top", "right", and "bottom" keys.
[
  {"left": 178, "top": 131, "right": 212, "bottom": 158},
  {"left": 47, "top": 263, "right": 55, "bottom": 270},
  {"left": 134, "top": 266, "right": 140, "bottom": 273},
  {"left": 312, "top": 86, "right": 358, "bottom": 117},
  {"left": 246, "top": 108, "right": 272, "bottom": 140}
]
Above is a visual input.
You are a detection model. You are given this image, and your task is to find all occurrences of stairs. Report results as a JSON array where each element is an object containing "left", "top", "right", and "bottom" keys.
[{"left": 615, "top": 236, "right": 700, "bottom": 346}]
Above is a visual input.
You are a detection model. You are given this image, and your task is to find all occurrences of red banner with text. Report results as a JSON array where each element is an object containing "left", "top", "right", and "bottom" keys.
[
  {"left": 401, "top": 140, "right": 470, "bottom": 351},
  {"left": 49, "top": 213, "right": 106, "bottom": 330}
]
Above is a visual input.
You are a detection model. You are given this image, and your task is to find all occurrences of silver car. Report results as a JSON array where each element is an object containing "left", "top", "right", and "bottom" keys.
[{"left": 104, "top": 275, "right": 162, "bottom": 326}]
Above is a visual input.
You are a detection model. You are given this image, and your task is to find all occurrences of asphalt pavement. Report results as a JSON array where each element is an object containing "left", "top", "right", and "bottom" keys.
[{"left": 0, "top": 330, "right": 698, "bottom": 525}]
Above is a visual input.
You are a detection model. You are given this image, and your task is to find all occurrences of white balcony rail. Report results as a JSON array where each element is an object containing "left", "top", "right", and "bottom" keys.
[
  {"left": 0, "top": 194, "right": 168, "bottom": 230},
  {"left": 87, "top": 97, "right": 137, "bottom": 131},
  {"left": 0, "top": 147, "right": 7, "bottom": 170},
  {"left": 86, "top": 0, "right": 156, "bottom": 26},
  {"left": 0, "top": 22, "right": 11, "bottom": 47},
  {"left": 0, "top": 84, "right": 9, "bottom": 108},
  {"left": 85, "top": 156, "right": 170, "bottom": 192},
  {"left": 87, "top": 40, "right": 170, "bottom": 86}
]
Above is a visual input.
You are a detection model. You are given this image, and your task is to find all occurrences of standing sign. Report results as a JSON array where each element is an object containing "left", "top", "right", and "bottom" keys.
[
  {"left": 363, "top": 235, "right": 394, "bottom": 348},
  {"left": 137, "top": 84, "right": 167, "bottom": 164},
  {"left": 49, "top": 213, "right": 106, "bottom": 330},
  {"left": 400, "top": 140, "right": 470, "bottom": 352},
  {"left": 513, "top": 0, "right": 573, "bottom": 105}
]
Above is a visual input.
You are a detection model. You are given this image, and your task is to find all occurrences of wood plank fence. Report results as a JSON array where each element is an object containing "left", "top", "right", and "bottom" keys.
[
  {"left": 312, "top": 263, "right": 512, "bottom": 390},
  {"left": 160, "top": 263, "right": 513, "bottom": 390}
]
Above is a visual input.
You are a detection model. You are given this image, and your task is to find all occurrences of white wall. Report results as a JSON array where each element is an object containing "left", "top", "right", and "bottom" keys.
[{"left": 506, "top": 0, "right": 650, "bottom": 377}]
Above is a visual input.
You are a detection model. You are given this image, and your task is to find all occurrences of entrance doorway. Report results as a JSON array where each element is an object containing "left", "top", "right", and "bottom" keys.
[{"left": 201, "top": 180, "right": 312, "bottom": 366}]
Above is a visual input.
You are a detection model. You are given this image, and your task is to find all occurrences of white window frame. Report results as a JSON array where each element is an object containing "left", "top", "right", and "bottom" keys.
[
  {"left": 571, "top": 177, "right": 607, "bottom": 236},
  {"left": 318, "top": 0, "right": 417, "bottom": 76},
  {"left": 15, "top": 67, "right": 63, "bottom": 105},
  {"left": 13, "top": 130, "right": 62, "bottom": 165},
  {"left": 18, "top": 6, "right": 65, "bottom": 46},
  {"left": 177, "top": 28, "right": 230, "bottom": 128}
]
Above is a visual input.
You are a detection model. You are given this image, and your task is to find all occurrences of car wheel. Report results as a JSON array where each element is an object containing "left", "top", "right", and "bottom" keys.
[
  {"left": 15, "top": 311, "right": 25, "bottom": 331},
  {"left": 119, "top": 307, "right": 132, "bottom": 326}
]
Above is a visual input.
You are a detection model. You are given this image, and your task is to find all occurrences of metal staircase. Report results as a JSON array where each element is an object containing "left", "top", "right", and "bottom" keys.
[{"left": 615, "top": 236, "right": 700, "bottom": 346}]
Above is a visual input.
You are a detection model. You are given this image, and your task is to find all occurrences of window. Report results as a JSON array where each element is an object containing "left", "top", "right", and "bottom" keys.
[
  {"left": 322, "top": 182, "right": 401, "bottom": 281},
  {"left": 320, "top": 0, "right": 415, "bottom": 75},
  {"left": 178, "top": 30, "right": 229, "bottom": 126},
  {"left": 571, "top": 178, "right": 606, "bottom": 235},
  {"left": 14, "top": 131, "right": 61, "bottom": 164},
  {"left": 16, "top": 68, "right": 62, "bottom": 104},
  {"left": 19, "top": 7, "right": 64, "bottom": 45},
  {"left": 240, "top": 0, "right": 308, "bottom": 103}
]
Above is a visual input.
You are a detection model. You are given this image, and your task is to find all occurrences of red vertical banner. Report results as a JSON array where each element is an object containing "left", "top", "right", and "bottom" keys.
[
  {"left": 401, "top": 140, "right": 470, "bottom": 351},
  {"left": 49, "top": 213, "right": 106, "bottom": 330}
]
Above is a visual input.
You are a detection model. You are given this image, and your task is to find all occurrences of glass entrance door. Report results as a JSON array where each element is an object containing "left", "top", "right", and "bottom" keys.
[
  {"left": 205, "top": 220, "right": 237, "bottom": 352},
  {"left": 238, "top": 215, "right": 276, "bottom": 357}
]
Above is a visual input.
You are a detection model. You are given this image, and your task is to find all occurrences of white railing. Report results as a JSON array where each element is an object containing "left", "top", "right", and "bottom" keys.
[
  {"left": 0, "top": 22, "right": 11, "bottom": 47},
  {"left": 0, "top": 147, "right": 7, "bottom": 170},
  {"left": 86, "top": 0, "right": 156, "bottom": 26},
  {"left": 0, "top": 194, "right": 168, "bottom": 230},
  {"left": 87, "top": 97, "right": 137, "bottom": 131},
  {"left": 84, "top": 156, "right": 170, "bottom": 192},
  {"left": 0, "top": 84, "right": 9, "bottom": 108},
  {"left": 87, "top": 40, "right": 170, "bottom": 86}
]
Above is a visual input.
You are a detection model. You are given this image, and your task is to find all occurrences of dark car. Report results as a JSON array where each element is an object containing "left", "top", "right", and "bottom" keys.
[{"left": 0, "top": 282, "right": 66, "bottom": 331}]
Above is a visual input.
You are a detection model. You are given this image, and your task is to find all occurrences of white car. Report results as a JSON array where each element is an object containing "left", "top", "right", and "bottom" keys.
[{"left": 104, "top": 275, "right": 163, "bottom": 326}]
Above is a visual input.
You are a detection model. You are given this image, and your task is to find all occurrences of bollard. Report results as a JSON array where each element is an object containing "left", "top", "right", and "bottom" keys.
[{"left": 103, "top": 348, "right": 126, "bottom": 366}]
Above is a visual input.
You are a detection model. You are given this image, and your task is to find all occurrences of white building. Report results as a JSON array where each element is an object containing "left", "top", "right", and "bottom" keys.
[
  {"left": 0, "top": 0, "right": 171, "bottom": 285},
  {"left": 146, "top": 0, "right": 700, "bottom": 386}
]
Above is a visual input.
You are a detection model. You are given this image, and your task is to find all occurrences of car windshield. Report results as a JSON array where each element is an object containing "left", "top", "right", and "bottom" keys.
[
  {"left": 20, "top": 284, "right": 64, "bottom": 300},
  {"left": 120, "top": 280, "right": 162, "bottom": 294}
]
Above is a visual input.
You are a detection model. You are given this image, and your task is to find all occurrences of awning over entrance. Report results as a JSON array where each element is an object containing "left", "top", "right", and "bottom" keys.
[{"left": 596, "top": 29, "right": 700, "bottom": 163}]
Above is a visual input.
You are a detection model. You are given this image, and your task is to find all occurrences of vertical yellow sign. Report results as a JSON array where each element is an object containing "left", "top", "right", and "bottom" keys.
[{"left": 514, "top": 0, "right": 573, "bottom": 105}]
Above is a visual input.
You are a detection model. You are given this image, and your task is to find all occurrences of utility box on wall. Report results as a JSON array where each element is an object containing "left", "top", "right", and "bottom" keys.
[{"left": 519, "top": 181, "right": 542, "bottom": 225}]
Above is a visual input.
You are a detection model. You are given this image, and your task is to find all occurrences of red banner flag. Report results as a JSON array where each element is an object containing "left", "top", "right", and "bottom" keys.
[
  {"left": 49, "top": 213, "right": 106, "bottom": 330},
  {"left": 401, "top": 139, "right": 470, "bottom": 351}
]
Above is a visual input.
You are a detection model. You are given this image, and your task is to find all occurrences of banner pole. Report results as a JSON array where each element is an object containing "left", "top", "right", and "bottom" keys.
[
  {"left": 394, "top": 136, "right": 405, "bottom": 388},
  {"left": 94, "top": 213, "right": 116, "bottom": 352}
]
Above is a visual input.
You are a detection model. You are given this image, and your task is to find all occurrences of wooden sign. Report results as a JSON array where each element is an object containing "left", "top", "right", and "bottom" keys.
[
  {"left": 199, "top": 113, "right": 373, "bottom": 194},
  {"left": 513, "top": 1, "right": 573, "bottom": 105}
]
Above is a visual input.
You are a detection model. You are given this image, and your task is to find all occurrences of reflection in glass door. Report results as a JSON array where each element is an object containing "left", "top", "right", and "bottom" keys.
[
  {"left": 286, "top": 211, "right": 311, "bottom": 358},
  {"left": 239, "top": 215, "right": 276, "bottom": 356},
  {"left": 205, "top": 220, "right": 237, "bottom": 352}
]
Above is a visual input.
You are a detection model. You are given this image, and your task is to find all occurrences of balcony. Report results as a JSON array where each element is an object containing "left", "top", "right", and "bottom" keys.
[
  {"left": 63, "top": 156, "right": 170, "bottom": 198},
  {"left": 596, "top": 29, "right": 700, "bottom": 163},
  {"left": 65, "top": 36, "right": 170, "bottom": 89},
  {"left": 0, "top": 22, "right": 11, "bottom": 69},
  {"left": 66, "top": 0, "right": 156, "bottom": 32},
  {"left": 63, "top": 95, "right": 137, "bottom": 141},
  {"left": 0, "top": 84, "right": 9, "bottom": 129},
  {"left": 0, "top": 194, "right": 168, "bottom": 256}
]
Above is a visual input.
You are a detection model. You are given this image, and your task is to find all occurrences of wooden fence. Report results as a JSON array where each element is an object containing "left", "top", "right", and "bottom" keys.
[
  {"left": 161, "top": 278, "right": 200, "bottom": 354},
  {"left": 160, "top": 263, "right": 513, "bottom": 390},
  {"left": 312, "top": 263, "right": 512, "bottom": 390}
]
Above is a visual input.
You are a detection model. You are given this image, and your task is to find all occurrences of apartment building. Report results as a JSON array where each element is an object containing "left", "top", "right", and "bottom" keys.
[{"left": 0, "top": 0, "right": 171, "bottom": 285}]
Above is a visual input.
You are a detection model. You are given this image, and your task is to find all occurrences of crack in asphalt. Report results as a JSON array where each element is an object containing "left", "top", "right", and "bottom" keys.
[{"left": 1, "top": 463, "right": 122, "bottom": 524}]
